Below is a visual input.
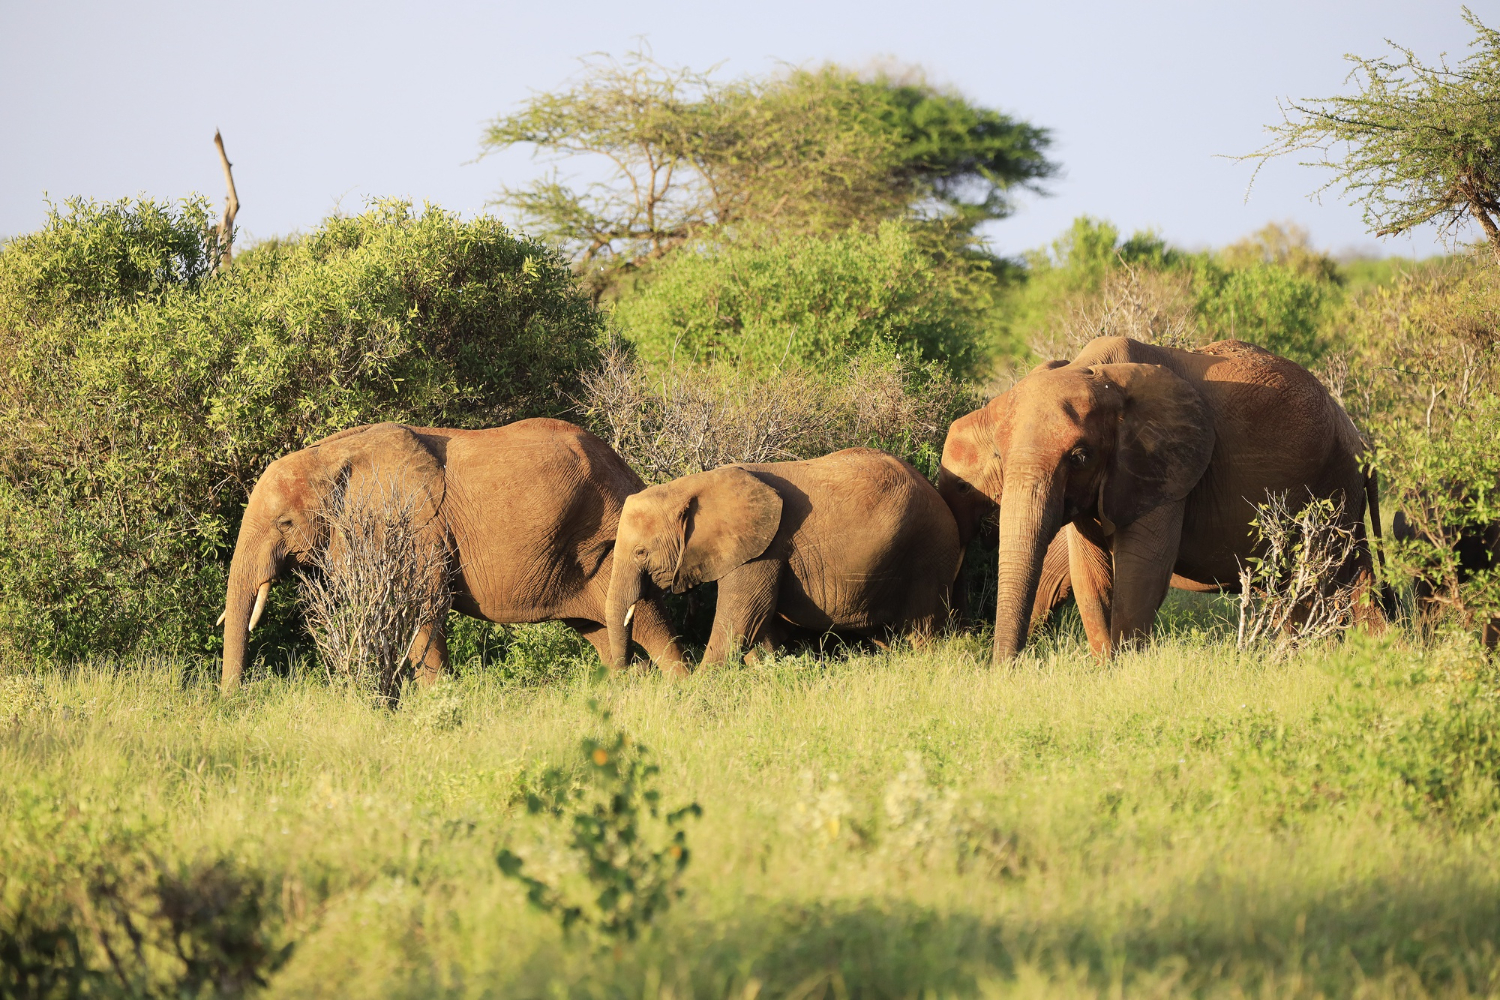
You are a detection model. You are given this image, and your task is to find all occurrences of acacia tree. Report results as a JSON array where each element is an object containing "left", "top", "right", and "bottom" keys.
[
  {"left": 481, "top": 52, "right": 1054, "bottom": 288},
  {"left": 1247, "top": 9, "right": 1500, "bottom": 264}
]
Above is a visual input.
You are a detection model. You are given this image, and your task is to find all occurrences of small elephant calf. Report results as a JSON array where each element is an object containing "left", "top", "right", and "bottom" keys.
[{"left": 606, "top": 448, "right": 961, "bottom": 667}]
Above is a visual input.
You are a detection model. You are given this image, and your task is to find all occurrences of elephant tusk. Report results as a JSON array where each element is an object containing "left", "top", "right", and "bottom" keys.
[
  {"left": 622, "top": 602, "right": 636, "bottom": 628},
  {"left": 247, "top": 581, "right": 271, "bottom": 632},
  {"left": 216, "top": 609, "right": 227, "bottom": 627}
]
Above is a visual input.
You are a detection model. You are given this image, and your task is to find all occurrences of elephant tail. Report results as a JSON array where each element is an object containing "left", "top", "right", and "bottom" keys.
[{"left": 1363, "top": 466, "right": 1399, "bottom": 620}]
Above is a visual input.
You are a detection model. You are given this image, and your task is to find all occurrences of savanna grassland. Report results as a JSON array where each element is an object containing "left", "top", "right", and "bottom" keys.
[
  {"left": 8, "top": 18, "right": 1500, "bottom": 998},
  {"left": 7, "top": 600, "right": 1500, "bottom": 999}
]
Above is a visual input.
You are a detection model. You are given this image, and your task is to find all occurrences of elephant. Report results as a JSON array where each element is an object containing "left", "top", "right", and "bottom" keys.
[
  {"left": 938, "top": 336, "right": 1383, "bottom": 663},
  {"left": 605, "top": 448, "right": 961, "bottom": 668},
  {"left": 220, "top": 419, "right": 685, "bottom": 690},
  {"left": 1392, "top": 493, "right": 1500, "bottom": 648}
]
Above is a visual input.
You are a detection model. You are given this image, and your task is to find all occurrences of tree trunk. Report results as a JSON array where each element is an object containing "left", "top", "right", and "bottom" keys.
[{"left": 992, "top": 471, "right": 1064, "bottom": 664}]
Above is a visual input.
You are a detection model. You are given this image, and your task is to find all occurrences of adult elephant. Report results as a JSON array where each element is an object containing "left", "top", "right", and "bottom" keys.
[
  {"left": 220, "top": 420, "right": 685, "bottom": 690},
  {"left": 938, "top": 336, "right": 1382, "bottom": 663},
  {"left": 606, "top": 448, "right": 960, "bottom": 668}
]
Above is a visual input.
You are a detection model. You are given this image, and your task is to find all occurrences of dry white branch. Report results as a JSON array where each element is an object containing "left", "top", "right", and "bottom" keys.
[
  {"left": 577, "top": 340, "right": 967, "bottom": 484},
  {"left": 1237, "top": 493, "right": 1360, "bottom": 656},
  {"left": 295, "top": 472, "right": 452, "bottom": 698},
  {"left": 1031, "top": 258, "right": 1202, "bottom": 361},
  {"left": 213, "top": 129, "right": 239, "bottom": 269}
]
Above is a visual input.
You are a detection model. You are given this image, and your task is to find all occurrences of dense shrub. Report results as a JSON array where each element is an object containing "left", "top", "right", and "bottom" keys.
[
  {"left": 1328, "top": 259, "right": 1500, "bottom": 640},
  {"left": 0, "top": 198, "right": 604, "bottom": 663},
  {"left": 1002, "top": 217, "right": 1337, "bottom": 368},
  {"left": 612, "top": 223, "right": 992, "bottom": 374}
]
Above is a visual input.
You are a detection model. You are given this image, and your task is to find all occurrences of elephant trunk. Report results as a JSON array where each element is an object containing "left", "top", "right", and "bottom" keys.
[
  {"left": 221, "top": 514, "right": 277, "bottom": 692},
  {"left": 605, "top": 552, "right": 644, "bottom": 672},
  {"left": 992, "top": 467, "right": 1066, "bottom": 664}
]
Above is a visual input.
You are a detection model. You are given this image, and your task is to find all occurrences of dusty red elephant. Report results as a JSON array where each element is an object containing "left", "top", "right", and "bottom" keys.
[
  {"left": 219, "top": 419, "right": 685, "bottom": 689},
  {"left": 938, "top": 336, "right": 1383, "bottom": 663},
  {"left": 605, "top": 448, "right": 961, "bottom": 667}
]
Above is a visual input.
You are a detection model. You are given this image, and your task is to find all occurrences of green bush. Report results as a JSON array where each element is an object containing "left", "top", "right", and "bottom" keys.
[
  {"left": 0, "top": 198, "right": 604, "bottom": 663},
  {"left": 1189, "top": 256, "right": 1333, "bottom": 365},
  {"left": 1327, "top": 258, "right": 1500, "bottom": 641},
  {"left": 999, "top": 216, "right": 1337, "bottom": 368},
  {"left": 613, "top": 223, "right": 992, "bottom": 374}
]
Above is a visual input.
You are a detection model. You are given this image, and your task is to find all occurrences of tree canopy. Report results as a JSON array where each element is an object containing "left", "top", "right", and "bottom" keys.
[
  {"left": 1246, "top": 8, "right": 1500, "bottom": 264},
  {"left": 481, "top": 53, "right": 1055, "bottom": 287}
]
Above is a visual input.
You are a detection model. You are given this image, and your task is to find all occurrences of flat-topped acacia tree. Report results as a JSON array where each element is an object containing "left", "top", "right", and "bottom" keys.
[{"left": 1246, "top": 8, "right": 1500, "bottom": 264}]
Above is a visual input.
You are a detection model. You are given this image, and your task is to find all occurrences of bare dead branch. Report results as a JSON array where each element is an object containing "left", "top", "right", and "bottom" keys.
[
  {"left": 213, "top": 129, "right": 240, "bottom": 269},
  {"left": 295, "top": 471, "right": 452, "bottom": 700},
  {"left": 1237, "top": 493, "right": 1361, "bottom": 657}
]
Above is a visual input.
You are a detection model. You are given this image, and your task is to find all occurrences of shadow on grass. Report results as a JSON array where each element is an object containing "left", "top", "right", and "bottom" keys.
[{"left": 512, "top": 875, "right": 1500, "bottom": 998}]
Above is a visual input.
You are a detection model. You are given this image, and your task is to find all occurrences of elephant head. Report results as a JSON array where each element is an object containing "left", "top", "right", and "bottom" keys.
[
  {"left": 220, "top": 423, "right": 446, "bottom": 690},
  {"left": 606, "top": 466, "right": 782, "bottom": 670},
  {"left": 938, "top": 361, "right": 1214, "bottom": 663}
]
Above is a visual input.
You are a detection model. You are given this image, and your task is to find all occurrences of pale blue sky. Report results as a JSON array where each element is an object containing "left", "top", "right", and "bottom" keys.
[{"left": 0, "top": 0, "right": 1480, "bottom": 257}]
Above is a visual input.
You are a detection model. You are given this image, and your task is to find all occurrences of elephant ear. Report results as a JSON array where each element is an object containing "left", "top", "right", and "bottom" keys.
[
  {"left": 313, "top": 422, "right": 447, "bottom": 532},
  {"left": 672, "top": 466, "right": 783, "bottom": 591},
  {"left": 1094, "top": 363, "right": 1215, "bottom": 530}
]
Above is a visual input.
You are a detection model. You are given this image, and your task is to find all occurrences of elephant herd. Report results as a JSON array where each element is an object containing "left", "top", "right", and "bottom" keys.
[{"left": 219, "top": 336, "right": 1395, "bottom": 690}]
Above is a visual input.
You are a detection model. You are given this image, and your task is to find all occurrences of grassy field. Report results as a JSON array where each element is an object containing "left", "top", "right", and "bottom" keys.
[{"left": 5, "top": 602, "right": 1500, "bottom": 999}]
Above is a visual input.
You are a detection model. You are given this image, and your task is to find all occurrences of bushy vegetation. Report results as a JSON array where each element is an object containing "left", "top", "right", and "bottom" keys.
[
  {"left": 7, "top": 630, "right": 1500, "bottom": 997},
  {"left": 1322, "top": 257, "right": 1500, "bottom": 639},
  {"left": 614, "top": 224, "right": 991, "bottom": 373},
  {"left": 1002, "top": 218, "right": 1340, "bottom": 368},
  {"left": 0, "top": 198, "right": 603, "bottom": 663}
]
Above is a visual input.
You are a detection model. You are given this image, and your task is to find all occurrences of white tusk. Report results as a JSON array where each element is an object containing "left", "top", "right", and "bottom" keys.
[
  {"left": 215, "top": 609, "right": 227, "bottom": 627},
  {"left": 622, "top": 602, "right": 636, "bottom": 628},
  {"left": 247, "top": 581, "right": 271, "bottom": 632}
]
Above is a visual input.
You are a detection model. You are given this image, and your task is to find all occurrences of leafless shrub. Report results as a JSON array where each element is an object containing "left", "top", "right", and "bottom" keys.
[
  {"left": 1237, "top": 493, "right": 1361, "bottom": 656},
  {"left": 295, "top": 472, "right": 452, "bottom": 698},
  {"left": 1030, "top": 259, "right": 1203, "bottom": 360},
  {"left": 578, "top": 340, "right": 976, "bottom": 483}
]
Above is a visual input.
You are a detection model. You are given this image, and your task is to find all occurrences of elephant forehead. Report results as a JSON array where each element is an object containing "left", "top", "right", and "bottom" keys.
[
  {"left": 1010, "top": 371, "right": 1115, "bottom": 425},
  {"left": 620, "top": 491, "right": 674, "bottom": 534},
  {"left": 256, "top": 455, "right": 320, "bottom": 509}
]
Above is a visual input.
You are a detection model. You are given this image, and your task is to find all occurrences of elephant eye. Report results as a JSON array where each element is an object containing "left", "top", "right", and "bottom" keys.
[
  {"left": 275, "top": 516, "right": 295, "bottom": 533},
  {"left": 956, "top": 481, "right": 972, "bottom": 493},
  {"left": 1068, "top": 446, "right": 1090, "bottom": 467}
]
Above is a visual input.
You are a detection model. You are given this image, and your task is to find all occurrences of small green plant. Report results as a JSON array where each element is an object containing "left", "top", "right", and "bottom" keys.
[{"left": 497, "top": 700, "right": 701, "bottom": 942}]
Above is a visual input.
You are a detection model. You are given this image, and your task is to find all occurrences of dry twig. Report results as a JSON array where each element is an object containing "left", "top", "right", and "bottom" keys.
[
  {"left": 1237, "top": 493, "right": 1360, "bottom": 656},
  {"left": 295, "top": 472, "right": 451, "bottom": 698},
  {"left": 213, "top": 129, "right": 239, "bottom": 269}
]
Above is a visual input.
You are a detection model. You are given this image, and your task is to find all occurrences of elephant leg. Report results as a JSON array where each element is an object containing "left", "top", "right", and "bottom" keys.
[
  {"left": 628, "top": 598, "right": 689, "bottom": 677},
  {"left": 1108, "top": 501, "right": 1185, "bottom": 653},
  {"left": 563, "top": 618, "right": 614, "bottom": 667},
  {"left": 1030, "top": 529, "right": 1075, "bottom": 637},
  {"left": 703, "top": 559, "right": 783, "bottom": 667},
  {"left": 406, "top": 621, "right": 449, "bottom": 687},
  {"left": 1067, "top": 524, "right": 1113, "bottom": 657}
]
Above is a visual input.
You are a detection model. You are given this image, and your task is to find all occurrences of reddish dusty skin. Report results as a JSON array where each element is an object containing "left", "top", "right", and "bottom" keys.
[
  {"left": 607, "top": 449, "right": 961, "bottom": 668},
  {"left": 938, "top": 337, "right": 1380, "bottom": 663},
  {"left": 221, "top": 420, "right": 685, "bottom": 690}
]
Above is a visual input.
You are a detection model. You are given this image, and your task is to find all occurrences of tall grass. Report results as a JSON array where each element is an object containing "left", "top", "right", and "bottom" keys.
[{"left": 4, "top": 621, "right": 1500, "bottom": 997}]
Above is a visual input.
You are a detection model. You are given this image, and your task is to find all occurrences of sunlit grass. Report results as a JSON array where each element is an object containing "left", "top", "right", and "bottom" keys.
[{"left": 4, "top": 615, "right": 1500, "bottom": 998}]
